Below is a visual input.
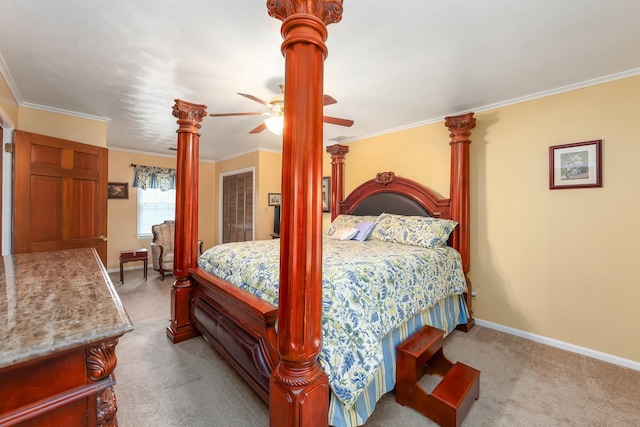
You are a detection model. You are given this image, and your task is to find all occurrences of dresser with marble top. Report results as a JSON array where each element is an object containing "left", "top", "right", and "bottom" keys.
[{"left": 0, "top": 248, "right": 134, "bottom": 426}]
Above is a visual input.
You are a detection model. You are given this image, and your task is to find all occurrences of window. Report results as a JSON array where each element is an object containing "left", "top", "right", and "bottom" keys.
[{"left": 136, "top": 188, "right": 175, "bottom": 238}]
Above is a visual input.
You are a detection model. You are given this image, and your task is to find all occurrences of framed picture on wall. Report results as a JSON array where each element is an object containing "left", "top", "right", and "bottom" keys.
[
  {"left": 322, "top": 177, "right": 330, "bottom": 212},
  {"left": 108, "top": 182, "right": 129, "bottom": 199},
  {"left": 549, "top": 140, "right": 602, "bottom": 190},
  {"left": 268, "top": 193, "right": 281, "bottom": 206}
]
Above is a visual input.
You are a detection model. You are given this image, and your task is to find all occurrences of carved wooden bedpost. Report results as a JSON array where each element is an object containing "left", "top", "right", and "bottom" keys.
[
  {"left": 267, "top": 1, "right": 343, "bottom": 426},
  {"left": 167, "top": 99, "right": 207, "bottom": 343},
  {"left": 326, "top": 144, "right": 349, "bottom": 220},
  {"left": 445, "top": 112, "right": 476, "bottom": 331}
]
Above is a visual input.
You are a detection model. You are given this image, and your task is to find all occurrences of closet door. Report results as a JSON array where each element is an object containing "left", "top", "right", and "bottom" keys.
[{"left": 222, "top": 171, "right": 253, "bottom": 243}]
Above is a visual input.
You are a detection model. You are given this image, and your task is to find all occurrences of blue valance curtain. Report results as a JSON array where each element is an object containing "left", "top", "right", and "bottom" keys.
[{"left": 132, "top": 165, "right": 176, "bottom": 191}]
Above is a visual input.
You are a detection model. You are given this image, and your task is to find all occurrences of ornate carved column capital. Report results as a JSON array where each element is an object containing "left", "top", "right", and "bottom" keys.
[
  {"left": 326, "top": 144, "right": 349, "bottom": 163},
  {"left": 327, "top": 144, "right": 348, "bottom": 220},
  {"left": 172, "top": 99, "right": 207, "bottom": 134},
  {"left": 445, "top": 112, "right": 476, "bottom": 144},
  {"left": 267, "top": 0, "right": 343, "bottom": 25}
]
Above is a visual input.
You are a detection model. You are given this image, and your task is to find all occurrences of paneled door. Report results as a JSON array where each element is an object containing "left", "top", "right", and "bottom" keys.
[
  {"left": 13, "top": 131, "right": 108, "bottom": 264},
  {"left": 222, "top": 171, "right": 253, "bottom": 243}
]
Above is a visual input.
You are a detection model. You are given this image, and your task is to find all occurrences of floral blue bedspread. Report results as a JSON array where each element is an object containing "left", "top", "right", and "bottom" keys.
[{"left": 198, "top": 236, "right": 467, "bottom": 408}]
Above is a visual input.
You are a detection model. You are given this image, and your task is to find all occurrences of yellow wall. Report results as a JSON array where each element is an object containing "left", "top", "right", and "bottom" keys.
[
  {"left": 326, "top": 125, "right": 452, "bottom": 197},
  {"left": 472, "top": 76, "right": 639, "bottom": 363},
  {"left": 258, "top": 150, "right": 283, "bottom": 239},
  {"left": 18, "top": 106, "right": 107, "bottom": 147},
  {"left": 214, "top": 150, "right": 282, "bottom": 243},
  {"left": 1, "top": 74, "right": 106, "bottom": 161},
  {"left": 330, "top": 75, "right": 640, "bottom": 363},
  {"left": 0, "top": 75, "right": 18, "bottom": 124},
  {"left": 1, "top": 70, "right": 105, "bottom": 144},
  {"left": 106, "top": 150, "right": 216, "bottom": 270}
]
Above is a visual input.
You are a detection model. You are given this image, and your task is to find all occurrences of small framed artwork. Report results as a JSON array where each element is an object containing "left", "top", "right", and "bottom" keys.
[
  {"left": 108, "top": 182, "right": 129, "bottom": 199},
  {"left": 549, "top": 140, "right": 602, "bottom": 190},
  {"left": 268, "top": 193, "right": 281, "bottom": 206},
  {"left": 322, "top": 176, "right": 330, "bottom": 212}
]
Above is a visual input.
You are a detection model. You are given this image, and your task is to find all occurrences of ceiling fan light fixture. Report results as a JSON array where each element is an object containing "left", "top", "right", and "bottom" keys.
[
  {"left": 265, "top": 115, "right": 284, "bottom": 135},
  {"left": 209, "top": 86, "right": 353, "bottom": 134}
]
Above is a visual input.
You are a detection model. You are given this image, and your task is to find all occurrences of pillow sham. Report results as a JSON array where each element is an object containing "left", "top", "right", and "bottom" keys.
[
  {"left": 325, "top": 214, "right": 379, "bottom": 236},
  {"left": 352, "top": 221, "right": 377, "bottom": 241},
  {"left": 370, "top": 213, "right": 457, "bottom": 248}
]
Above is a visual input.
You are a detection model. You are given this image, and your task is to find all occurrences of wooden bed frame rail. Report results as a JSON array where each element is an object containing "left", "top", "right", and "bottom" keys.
[{"left": 190, "top": 268, "right": 278, "bottom": 402}]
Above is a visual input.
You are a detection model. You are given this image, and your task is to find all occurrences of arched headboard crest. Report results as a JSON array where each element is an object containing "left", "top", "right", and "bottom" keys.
[{"left": 339, "top": 172, "right": 451, "bottom": 219}]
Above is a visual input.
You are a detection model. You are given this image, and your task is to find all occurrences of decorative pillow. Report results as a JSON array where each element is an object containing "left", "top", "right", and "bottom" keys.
[
  {"left": 331, "top": 227, "right": 359, "bottom": 241},
  {"left": 352, "top": 221, "right": 377, "bottom": 241},
  {"left": 326, "top": 214, "right": 379, "bottom": 236},
  {"left": 370, "top": 213, "right": 457, "bottom": 248}
]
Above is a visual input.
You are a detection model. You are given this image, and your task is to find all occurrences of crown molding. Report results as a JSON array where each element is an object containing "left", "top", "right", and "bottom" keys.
[
  {"left": 0, "top": 54, "right": 23, "bottom": 105},
  {"left": 340, "top": 68, "right": 640, "bottom": 145},
  {"left": 20, "top": 102, "right": 110, "bottom": 122}
]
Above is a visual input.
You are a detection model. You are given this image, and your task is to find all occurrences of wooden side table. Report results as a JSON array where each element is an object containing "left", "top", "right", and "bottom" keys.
[{"left": 119, "top": 248, "right": 148, "bottom": 283}]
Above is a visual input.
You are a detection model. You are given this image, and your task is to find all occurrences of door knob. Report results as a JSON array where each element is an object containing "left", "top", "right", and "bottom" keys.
[{"left": 98, "top": 235, "right": 108, "bottom": 242}]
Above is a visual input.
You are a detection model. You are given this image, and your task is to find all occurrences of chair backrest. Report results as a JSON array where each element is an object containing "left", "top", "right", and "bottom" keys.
[{"left": 151, "top": 221, "right": 175, "bottom": 250}]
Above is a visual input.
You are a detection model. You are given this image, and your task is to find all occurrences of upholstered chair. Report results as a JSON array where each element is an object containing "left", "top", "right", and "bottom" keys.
[{"left": 151, "top": 221, "right": 203, "bottom": 280}]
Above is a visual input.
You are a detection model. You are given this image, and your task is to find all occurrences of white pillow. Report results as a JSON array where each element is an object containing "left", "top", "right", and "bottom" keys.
[
  {"left": 331, "top": 227, "right": 359, "bottom": 241},
  {"left": 326, "top": 214, "right": 380, "bottom": 236}
]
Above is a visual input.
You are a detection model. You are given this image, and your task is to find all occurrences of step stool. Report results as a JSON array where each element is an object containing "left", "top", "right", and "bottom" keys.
[{"left": 396, "top": 325, "right": 480, "bottom": 427}]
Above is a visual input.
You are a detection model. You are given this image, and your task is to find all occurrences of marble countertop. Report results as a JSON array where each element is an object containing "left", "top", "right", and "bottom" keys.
[{"left": 0, "top": 248, "right": 134, "bottom": 369}]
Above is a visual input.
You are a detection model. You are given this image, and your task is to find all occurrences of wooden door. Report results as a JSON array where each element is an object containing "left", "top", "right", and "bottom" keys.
[
  {"left": 222, "top": 171, "right": 253, "bottom": 243},
  {"left": 13, "top": 131, "right": 108, "bottom": 264}
]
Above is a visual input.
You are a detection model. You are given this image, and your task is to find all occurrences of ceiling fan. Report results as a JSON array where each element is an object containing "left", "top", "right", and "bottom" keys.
[{"left": 209, "top": 84, "right": 354, "bottom": 135}]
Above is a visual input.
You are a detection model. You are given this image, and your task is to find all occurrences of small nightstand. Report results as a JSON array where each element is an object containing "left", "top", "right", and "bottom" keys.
[{"left": 119, "top": 248, "right": 148, "bottom": 283}]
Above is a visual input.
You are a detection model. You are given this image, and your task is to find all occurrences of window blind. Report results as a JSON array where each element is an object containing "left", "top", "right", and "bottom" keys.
[{"left": 136, "top": 188, "right": 176, "bottom": 238}]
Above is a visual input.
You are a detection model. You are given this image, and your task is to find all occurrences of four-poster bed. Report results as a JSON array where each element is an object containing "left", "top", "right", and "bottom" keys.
[{"left": 166, "top": 2, "right": 477, "bottom": 426}]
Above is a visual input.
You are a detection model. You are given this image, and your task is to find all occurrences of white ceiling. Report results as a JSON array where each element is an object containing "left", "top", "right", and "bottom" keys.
[{"left": 1, "top": 0, "right": 639, "bottom": 162}]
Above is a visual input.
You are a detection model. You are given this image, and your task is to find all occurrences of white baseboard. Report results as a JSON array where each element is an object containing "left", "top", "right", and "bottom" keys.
[{"left": 474, "top": 318, "right": 640, "bottom": 372}]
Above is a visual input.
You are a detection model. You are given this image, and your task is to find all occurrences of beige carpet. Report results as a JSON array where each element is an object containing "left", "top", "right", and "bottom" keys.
[{"left": 111, "top": 269, "right": 640, "bottom": 426}]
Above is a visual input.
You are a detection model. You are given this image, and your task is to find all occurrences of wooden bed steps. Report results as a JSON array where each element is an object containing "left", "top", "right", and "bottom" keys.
[{"left": 396, "top": 325, "right": 480, "bottom": 427}]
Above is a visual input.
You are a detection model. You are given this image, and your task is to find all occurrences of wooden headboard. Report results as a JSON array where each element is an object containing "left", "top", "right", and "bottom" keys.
[{"left": 340, "top": 171, "right": 451, "bottom": 219}]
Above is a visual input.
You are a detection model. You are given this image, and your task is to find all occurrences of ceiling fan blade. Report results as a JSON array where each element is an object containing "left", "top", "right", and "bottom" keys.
[
  {"left": 323, "top": 94, "right": 337, "bottom": 106},
  {"left": 249, "top": 122, "right": 267, "bottom": 134},
  {"left": 238, "top": 93, "right": 269, "bottom": 106},
  {"left": 323, "top": 116, "right": 354, "bottom": 127},
  {"left": 209, "top": 112, "right": 264, "bottom": 117}
]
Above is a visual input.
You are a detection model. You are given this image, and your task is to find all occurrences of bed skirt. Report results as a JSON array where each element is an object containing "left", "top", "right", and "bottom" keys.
[{"left": 328, "top": 293, "right": 469, "bottom": 427}]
